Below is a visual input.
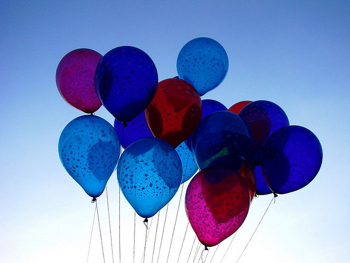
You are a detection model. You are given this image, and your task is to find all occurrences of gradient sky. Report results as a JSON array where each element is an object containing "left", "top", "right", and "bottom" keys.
[{"left": 1, "top": 1, "right": 349, "bottom": 263}]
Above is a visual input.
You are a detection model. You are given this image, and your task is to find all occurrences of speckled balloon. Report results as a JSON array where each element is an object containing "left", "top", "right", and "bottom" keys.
[
  {"left": 56, "top": 48, "right": 102, "bottom": 113},
  {"left": 58, "top": 115, "right": 120, "bottom": 198},
  {"left": 228, "top": 101, "right": 252, "bottom": 114},
  {"left": 95, "top": 46, "right": 158, "bottom": 124},
  {"left": 261, "top": 125, "right": 323, "bottom": 194},
  {"left": 117, "top": 137, "right": 182, "bottom": 218},
  {"left": 185, "top": 168, "right": 250, "bottom": 247},
  {"left": 175, "top": 142, "right": 198, "bottom": 184},
  {"left": 191, "top": 111, "right": 252, "bottom": 171},
  {"left": 177, "top": 37, "right": 229, "bottom": 96},
  {"left": 239, "top": 100, "right": 289, "bottom": 165},
  {"left": 145, "top": 78, "right": 202, "bottom": 149},
  {"left": 114, "top": 111, "right": 154, "bottom": 149}
]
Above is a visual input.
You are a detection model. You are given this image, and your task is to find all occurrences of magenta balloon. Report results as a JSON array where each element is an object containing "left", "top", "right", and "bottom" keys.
[
  {"left": 56, "top": 48, "right": 102, "bottom": 113},
  {"left": 185, "top": 168, "right": 250, "bottom": 247}
]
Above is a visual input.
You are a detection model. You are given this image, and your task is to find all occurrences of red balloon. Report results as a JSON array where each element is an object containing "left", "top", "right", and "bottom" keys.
[
  {"left": 185, "top": 168, "right": 250, "bottom": 247},
  {"left": 145, "top": 78, "right": 202, "bottom": 148},
  {"left": 228, "top": 100, "right": 252, "bottom": 114},
  {"left": 238, "top": 163, "right": 256, "bottom": 201},
  {"left": 56, "top": 48, "right": 102, "bottom": 113}
]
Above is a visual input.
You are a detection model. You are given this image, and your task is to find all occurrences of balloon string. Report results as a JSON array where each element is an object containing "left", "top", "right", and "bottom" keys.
[
  {"left": 133, "top": 212, "right": 136, "bottom": 263},
  {"left": 119, "top": 187, "right": 122, "bottom": 263},
  {"left": 186, "top": 236, "right": 197, "bottom": 263},
  {"left": 156, "top": 204, "right": 169, "bottom": 263},
  {"left": 204, "top": 246, "right": 210, "bottom": 263},
  {"left": 86, "top": 204, "right": 97, "bottom": 263},
  {"left": 105, "top": 187, "right": 115, "bottom": 263},
  {"left": 151, "top": 212, "right": 161, "bottom": 263},
  {"left": 96, "top": 200, "right": 106, "bottom": 263},
  {"left": 166, "top": 184, "right": 185, "bottom": 263},
  {"left": 192, "top": 241, "right": 201, "bottom": 263},
  {"left": 219, "top": 232, "right": 237, "bottom": 263},
  {"left": 199, "top": 246, "right": 209, "bottom": 263},
  {"left": 177, "top": 222, "right": 190, "bottom": 263},
  {"left": 142, "top": 221, "right": 149, "bottom": 263},
  {"left": 235, "top": 195, "right": 275, "bottom": 263},
  {"left": 208, "top": 244, "right": 220, "bottom": 263}
]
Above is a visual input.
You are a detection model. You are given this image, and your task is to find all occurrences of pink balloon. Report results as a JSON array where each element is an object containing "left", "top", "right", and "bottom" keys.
[
  {"left": 56, "top": 48, "right": 102, "bottom": 113},
  {"left": 185, "top": 168, "right": 250, "bottom": 247}
]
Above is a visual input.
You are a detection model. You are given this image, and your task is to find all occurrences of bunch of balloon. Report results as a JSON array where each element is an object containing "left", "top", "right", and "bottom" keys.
[{"left": 57, "top": 48, "right": 121, "bottom": 200}]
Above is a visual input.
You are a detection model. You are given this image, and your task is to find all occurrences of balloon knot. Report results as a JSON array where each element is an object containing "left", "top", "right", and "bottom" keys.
[
  {"left": 273, "top": 192, "right": 278, "bottom": 203},
  {"left": 143, "top": 218, "right": 149, "bottom": 229},
  {"left": 91, "top": 197, "right": 97, "bottom": 203},
  {"left": 205, "top": 246, "right": 208, "bottom": 250}
]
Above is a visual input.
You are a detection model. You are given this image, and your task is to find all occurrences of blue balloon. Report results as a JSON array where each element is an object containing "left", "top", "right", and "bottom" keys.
[
  {"left": 59, "top": 115, "right": 120, "bottom": 198},
  {"left": 191, "top": 111, "right": 252, "bottom": 171},
  {"left": 114, "top": 111, "right": 153, "bottom": 149},
  {"left": 185, "top": 99, "right": 227, "bottom": 149},
  {"left": 95, "top": 46, "right": 158, "bottom": 124},
  {"left": 261, "top": 125, "right": 323, "bottom": 194},
  {"left": 175, "top": 142, "right": 198, "bottom": 183},
  {"left": 117, "top": 138, "right": 182, "bottom": 218},
  {"left": 253, "top": 165, "right": 273, "bottom": 195},
  {"left": 239, "top": 100, "right": 289, "bottom": 166},
  {"left": 177, "top": 37, "right": 229, "bottom": 96}
]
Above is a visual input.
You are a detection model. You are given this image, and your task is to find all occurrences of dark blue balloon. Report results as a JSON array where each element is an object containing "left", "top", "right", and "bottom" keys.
[
  {"left": 175, "top": 142, "right": 198, "bottom": 183},
  {"left": 95, "top": 46, "right": 158, "bottom": 124},
  {"left": 114, "top": 111, "right": 153, "bottom": 149},
  {"left": 59, "top": 115, "right": 120, "bottom": 198},
  {"left": 191, "top": 111, "right": 252, "bottom": 171},
  {"left": 261, "top": 125, "right": 323, "bottom": 194},
  {"left": 239, "top": 100, "right": 289, "bottom": 165},
  {"left": 253, "top": 165, "right": 273, "bottom": 195},
  {"left": 117, "top": 138, "right": 182, "bottom": 218},
  {"left": 185, "top": 99, "right": 227, "bottom": 149},
  {"left": 177, "top": 37, "right": 229, "bottom": 96}
]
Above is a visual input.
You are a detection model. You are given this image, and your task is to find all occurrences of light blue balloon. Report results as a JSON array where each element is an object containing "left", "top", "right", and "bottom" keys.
[
  {"left": 59, "top": 115, "right": 120, "bottom": 198},
  {"left": 117, "top": 138, "right": 182, "bottom": 218},
  {"left": 175, "top": 142, "right": 198, "bottom": 183},
  {"left": 177, "top": 37, "right": 229, "bottom": 96}
]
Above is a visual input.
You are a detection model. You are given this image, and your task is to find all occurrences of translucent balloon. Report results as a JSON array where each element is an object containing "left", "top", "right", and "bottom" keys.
[
  {"left": 261, "top": 125, "right": 323, "bottom": 194},
  {"left": 228, "top": 100, "right": 252, "bottom": 114},
  {"left": 239, "top": 100, "right": 289, "bottom": 165},
  {"left": 95, "top": 46, "right": 158, "bottom": 124},
  {"left": 117, "top": 138, "right": 182, "bottom": 218},
  {"left": 191, "top": 111, "right": 251, "bottom": 171},
  {"left": 145, "top": 78, "right": 202, "bottom": 148},
  {"left": 253, "top": 165, "right": 273, "bottom": 195},
  {"left": 56, "top": 48, "right": 102, "bottom": 113},
  {"left": 185, "top": 168, "right": 250, "bottom": 247},
  {"left": 58, "top": 115, "right": 120, "bottom": 198},
  {"left": 185, "top": 99, "right": 227, "bottom": 149},
  {"left": 114, "top": 111, "right": 153, "bottom": 149},
  {"left": 175, "top": 142, "right": 198, "bottom": 184},
  {"left": 238, "top": 163, "right": 256, "bottom": 201},
  {"left": 177, "top": 37, "right": 229, "bottom": 96}
]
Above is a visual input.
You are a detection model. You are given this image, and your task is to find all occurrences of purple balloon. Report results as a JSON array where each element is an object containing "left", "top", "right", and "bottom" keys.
[
  {"left": 261, "top": 125, "right": 323, "bottom": 194},
  {"left": 56, "top": 48, "right": 102, "bottom": 113},
  {"left": 239, "top": 100, "right": 289, "bottom": 165}
]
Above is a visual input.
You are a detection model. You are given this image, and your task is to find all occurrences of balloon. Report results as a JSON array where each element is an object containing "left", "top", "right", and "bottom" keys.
[
  {"left": 175, "top": 142, "right": 198, "bottom": 184},
  {"left": 58, "top": 115, "right": 120, "bottom": 198},
  {"left": 145, "top": 78, "right": 202, "bottom": 148},
  {"left": 261, "top": 125, "right": 323, "bottom": 194},
  {"left": 185, "top": 99, "right": 227, "bottom": 149},
  {"left": 117, "top": 138, "right": 182, "bottom": 218},
  {"left": 177, "top": 37, "right": 229, "bottom": 96},
  {"left": 114, "top": 111, "right": 153, "bottom": 149},
  {"left": 95, "top": 46, "right": 158, "bottom": 124},
  {"left": 228, "top": 100, "right": 252, "bottom": 114},
  {"left": 239, "top": 100, "right": 289, "bottom": 165},
  {"left": 191, "top": 111, "right": 251, "bottom": 171},
  {"left": 185, "top": 168, "right": 250, "bottom": 247},
  {"left": 253, "top": 165, "right": 273, "bottom": 195},
  {"left": 238, "top": 163, "right": 256, "bottom": 200},
  {"left": 56, "top": 48, "right": 102, "bottom": 113}
]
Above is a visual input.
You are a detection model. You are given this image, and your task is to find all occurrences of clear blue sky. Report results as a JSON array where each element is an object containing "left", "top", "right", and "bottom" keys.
[{"left": 1, "top": 1, "right": 349, "bottom": 262}]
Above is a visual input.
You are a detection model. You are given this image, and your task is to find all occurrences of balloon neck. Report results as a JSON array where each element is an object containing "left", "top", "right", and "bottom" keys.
[
  {"left": 143, "top": 218, "right": 149, "bottom": 229},
  {"left": 91, "top": 197, "right": 97, "bottom": 203},
  {"left": 273, "top": 192, "right": 278, "bottom": 203},
  {"left": 204, "top": 246, "right": 208, "bottom": 250}
]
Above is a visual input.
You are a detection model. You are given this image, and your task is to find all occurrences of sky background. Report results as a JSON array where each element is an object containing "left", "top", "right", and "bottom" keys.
[{"left": 1, "top": 1, "right": 349, "bottom": 262}]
